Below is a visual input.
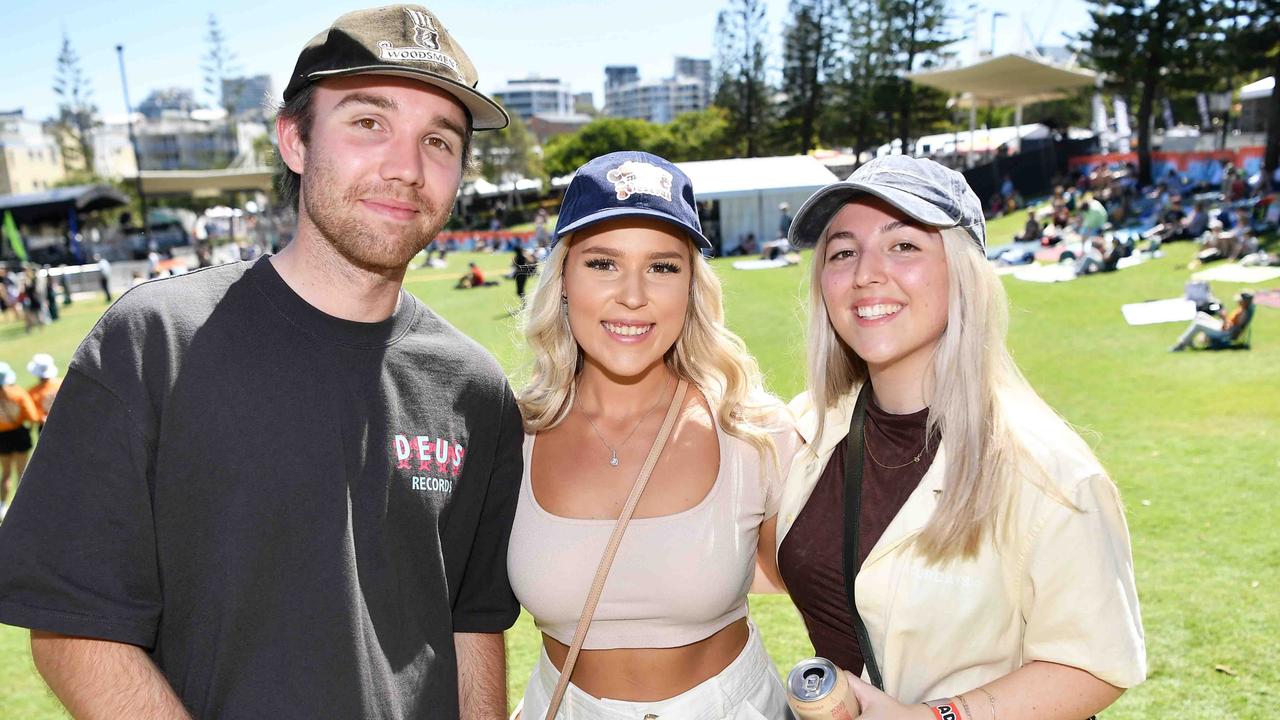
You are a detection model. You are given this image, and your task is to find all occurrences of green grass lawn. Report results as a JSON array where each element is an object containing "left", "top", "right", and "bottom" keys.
[{"left": 1, "top": 220, "right": 1277, "bottom": 716}]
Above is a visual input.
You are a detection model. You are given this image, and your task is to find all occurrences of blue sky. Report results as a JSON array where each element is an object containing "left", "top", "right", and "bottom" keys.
[{"left": 2, "top": 0, "right": 1091, "bottom": 122}]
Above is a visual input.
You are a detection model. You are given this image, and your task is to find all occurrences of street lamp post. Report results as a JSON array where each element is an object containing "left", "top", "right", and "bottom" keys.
[
  {"left": 115, "top": 44, "right": 150, "bottom": 248},
  {"left": 990, "top": 11, "right": 1007, "bottom": 56}
]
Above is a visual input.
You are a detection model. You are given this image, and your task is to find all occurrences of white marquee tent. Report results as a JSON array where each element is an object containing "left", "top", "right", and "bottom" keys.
[
  {"left": 1240, "top": 76, "right": 1275, "bottom": 102},
  {"left": 676, "top": 155, "right": 839, "bottom": 253}
]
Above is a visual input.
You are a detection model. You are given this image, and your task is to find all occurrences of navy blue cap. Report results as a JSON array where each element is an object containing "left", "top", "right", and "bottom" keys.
[
  {"left": 789, "top": 155, "right": 986, "bottom": 250},
  {"left": 554, "top": 151, "right": 710, "bottom": 250}
]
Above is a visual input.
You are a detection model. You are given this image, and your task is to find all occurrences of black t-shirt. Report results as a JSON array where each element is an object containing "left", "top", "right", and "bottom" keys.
[{"left": 0, "top": 258, "right": 523, "bottom": 718}]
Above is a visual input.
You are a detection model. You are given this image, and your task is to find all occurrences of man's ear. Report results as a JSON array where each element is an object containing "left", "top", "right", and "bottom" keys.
[{"left": 277, "top": 112, "right": 306, "bottom": 175}]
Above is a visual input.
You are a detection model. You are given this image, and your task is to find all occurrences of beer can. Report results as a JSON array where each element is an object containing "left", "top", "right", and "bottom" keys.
[{"left": 785, "top": 657, "right": 859, "bottom": 720}]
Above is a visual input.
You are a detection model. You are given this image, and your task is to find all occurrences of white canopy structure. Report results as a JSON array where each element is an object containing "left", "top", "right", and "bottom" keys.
[
  {"left": 462, "top": 176, "right": 545, "bottom": 198},
  {"left": 909, "top": 54, "right": 1099, "bottom": 162},
  {"left": 909, "top": 54, "right": 1099, "bottom": 106},
  {"left": 1240, "top": 76, "right": 1275, "bottom": 102},
  {"left": 676, "top": 155, "right": 839, "bottom": 254},
  {"left": 138, "top": 168, "right": 274, "bottom": 197}
]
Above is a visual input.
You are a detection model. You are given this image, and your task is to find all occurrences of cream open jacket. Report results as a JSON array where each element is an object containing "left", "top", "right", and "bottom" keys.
[{"left": 775, "top": 388, "right": 1146, "bottom": 703}]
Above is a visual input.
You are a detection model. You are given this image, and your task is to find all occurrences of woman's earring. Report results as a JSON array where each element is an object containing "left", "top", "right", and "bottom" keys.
[{"left": 561, "top": 294, "right": 569, "bottom": 318}]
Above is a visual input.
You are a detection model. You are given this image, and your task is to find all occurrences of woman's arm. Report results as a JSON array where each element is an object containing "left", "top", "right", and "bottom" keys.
[
  {"left": 845, "top": 660, "right": 1124, "bottom": 720},
  {"left": 750, "top": 516, "right": 786, "bottom": 594}
]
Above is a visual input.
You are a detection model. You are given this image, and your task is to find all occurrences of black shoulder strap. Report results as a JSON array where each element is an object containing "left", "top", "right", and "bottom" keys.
[{"left": 842, "top": 384, "right": 884, "bottom": 690}]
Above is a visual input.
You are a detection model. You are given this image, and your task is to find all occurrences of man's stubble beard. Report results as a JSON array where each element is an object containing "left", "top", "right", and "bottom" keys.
[{"left": 299, "top": 152, "right": 453, "bottom": 274}]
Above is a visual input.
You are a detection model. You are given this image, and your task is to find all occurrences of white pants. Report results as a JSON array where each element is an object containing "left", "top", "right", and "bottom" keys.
[{"left": 518, "top": 620, "right": 794, "bottom": 720}]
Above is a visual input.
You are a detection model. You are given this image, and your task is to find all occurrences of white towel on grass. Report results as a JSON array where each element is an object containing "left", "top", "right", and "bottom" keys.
[
  {"left": 1121, "top": 298, "right": 1196, "bottom": 326},
  {"left": 1191, "top": 264, "right": 1280, "bottom": 283},
  {"left": 1014, "top": 263, "right": 1078, "bottom": 283}
]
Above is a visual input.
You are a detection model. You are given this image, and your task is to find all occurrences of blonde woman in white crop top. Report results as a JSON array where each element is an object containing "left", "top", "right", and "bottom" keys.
[{"left": 511, "top": 151, "right": 798, "bottom": 719}]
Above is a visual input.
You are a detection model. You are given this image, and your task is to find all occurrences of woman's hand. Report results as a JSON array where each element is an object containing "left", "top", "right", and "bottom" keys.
[{"left": 844, "top": 672, "right": 934, "bottom": 720}]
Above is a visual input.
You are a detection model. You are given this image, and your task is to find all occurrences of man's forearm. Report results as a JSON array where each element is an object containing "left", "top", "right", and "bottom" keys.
[
  {"left": 455, "top": 631, "right": 507, "bottom": 720},
  {"left": 31, "top": 631, "right": 191, "bottom": 720}
]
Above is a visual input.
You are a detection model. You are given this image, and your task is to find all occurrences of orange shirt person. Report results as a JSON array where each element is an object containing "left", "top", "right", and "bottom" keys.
[
  {"left": 0, "top": 361, "right": 39, "bottom": 520},
  {"left": 0, "top": 371, "right": 38, "bottom": 433},
  {"left": 26, "top": 353, "right": 62, "bottom": 427}
]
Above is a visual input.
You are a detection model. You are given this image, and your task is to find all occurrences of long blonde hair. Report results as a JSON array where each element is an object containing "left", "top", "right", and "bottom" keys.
[
  {"left": 806, "top": 224, "right": 1092, "bottom": 561},
  {"left": 518, "top": 234, "right": 780, "bottom": 458}
]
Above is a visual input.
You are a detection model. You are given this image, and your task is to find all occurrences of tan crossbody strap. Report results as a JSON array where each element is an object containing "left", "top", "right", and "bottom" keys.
[{"left": 543, "top": 378, "right": 689, "bottom": 720}]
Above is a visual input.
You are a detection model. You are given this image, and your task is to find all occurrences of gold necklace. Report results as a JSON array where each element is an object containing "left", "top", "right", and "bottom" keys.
[
  {"left": 862, "top": 421, "right": 926, "bottom": 470},
  {"left": 577, "top": 376, "right": 672, "bottom": 468}
]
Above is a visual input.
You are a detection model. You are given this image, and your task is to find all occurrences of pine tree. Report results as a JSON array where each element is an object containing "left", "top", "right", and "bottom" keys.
[
  {"left": 879, "top": 0, "right": 954, "bottom": 155},
  {"left": 202, "top": 15, "right": 245, "bottom": 168},
  {"left": 713, "top": 0, "right": 772, "bottom": 157},
  {"left": 53, "top": 32, "right": 98, "bottom": 175},
  {"left": 1079, "top": 0, "right": 1216, "bottom": 185},
  {"left": 775, "top": 0, "right": 837, "bottom": 154},
  {"left": 473, "top": 113, "right": 543, "bottom": 206},
  {"left": 821, "top": 0, "right": 897, "bottom": 160}
]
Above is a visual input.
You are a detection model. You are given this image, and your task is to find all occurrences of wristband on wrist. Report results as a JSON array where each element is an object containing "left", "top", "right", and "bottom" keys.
[{"left": 922, "top": 699, "right": 964, "bottom": 720}]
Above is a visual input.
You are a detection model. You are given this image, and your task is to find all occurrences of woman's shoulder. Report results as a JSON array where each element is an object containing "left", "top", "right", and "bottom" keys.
[
  {"left": 999, "top": 387, "right": 1107, "bottom": 495},
  {"left": 786, "top": 390, "right": 816, "bottom": 421}
]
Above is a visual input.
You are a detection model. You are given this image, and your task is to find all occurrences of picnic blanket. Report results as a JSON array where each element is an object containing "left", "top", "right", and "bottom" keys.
[
  {"left": 732, "top": 257, "right": 797, "bottom": 271},
  {"left": 1191, "top": 264, "right": 1280, "bottom": 284},
  {"left": 1121, "top": 298, "right": 1197, "bottom": 326},
  {"left": 1013, "top": 263, "right": 1078, "bottom": 283},
  {"left": 1254, "top": 289, "right": 1280, "bottom": 309},
  {"left": 1116, "top": 254, "right": 1148, "bottom": 270}
]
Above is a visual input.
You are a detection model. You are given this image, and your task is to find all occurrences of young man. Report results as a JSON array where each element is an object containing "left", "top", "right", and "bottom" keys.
[{"left": 0, "top": 6, "right": 520, "bottom": 719}]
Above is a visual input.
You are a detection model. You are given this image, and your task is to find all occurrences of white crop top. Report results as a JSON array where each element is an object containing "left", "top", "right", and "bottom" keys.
[{"left": 507, "top": 419, "right": 796, "bottom": 650}]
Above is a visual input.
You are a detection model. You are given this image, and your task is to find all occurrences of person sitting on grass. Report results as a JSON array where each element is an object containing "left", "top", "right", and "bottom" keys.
[
  {"left": 1015, "top": 209, "right": 1042, "bottom": 243},
  {"left": 1142, "top": 198, "right": 1205, "bottom": 245},
  {"left": 1197, "top": 208, "right": 1257, "bottom": 264},
  {"left": 1044, "top": 202, "right": 1072, "bottom": 244},
  {"left": 1170, "top": 291, "right": 1255, "bottom": 351},
  {"left": 1075, "top": 238, "right": 1109, "bottom": 276},
  {"left": 456, "top": 262, "right": 487, "bottom": 289}
]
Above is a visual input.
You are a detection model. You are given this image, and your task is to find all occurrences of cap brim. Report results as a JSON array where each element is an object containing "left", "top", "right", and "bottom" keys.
[
  {"left": 556, "top": 207, "right": 712, "bottom": 251},
  {"left": 789, "top": 181, "right": 957, "bottom": 248},
  {"left": 306, "top": 66, "right": 509, "bottom": 130}
]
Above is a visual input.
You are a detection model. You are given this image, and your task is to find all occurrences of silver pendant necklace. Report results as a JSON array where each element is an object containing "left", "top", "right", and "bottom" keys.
[{"left": 578, "top": 376, "right": 672, "bottom": 468}]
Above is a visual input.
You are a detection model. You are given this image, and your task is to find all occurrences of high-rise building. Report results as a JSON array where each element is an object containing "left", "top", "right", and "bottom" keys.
[
  {"left": 222, "top": 75, "right": 274, "bottom": 119},
  {"left": 138, "top": 88, "right": 199, "bottom": 120},
  {"left": 605, "top": 66, "right": 639, "bottom": 90},
  {"left": 87, "top": 122, "right": 138, "bottom": 181},
  {"left": 674, "top": 57, "right": 711, "bottom": 89},
  {"left": 603, "top": 58, "right": 711, "bottom": 123},
  {"left": 0, "top": 110, "right": 66, "bottom": 195},
  {"left": 132, "top": 110, "right": 268, "bottom": 171},
  {"left": 492, "top": 77, "right": 575, "bottom": 121}
]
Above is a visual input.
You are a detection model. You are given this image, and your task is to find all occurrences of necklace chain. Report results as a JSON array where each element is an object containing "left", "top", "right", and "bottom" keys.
[
  {"left": 578, "top": 376, "right": 672, "bottom": 468},
  {"left": 862, "top": 416, "right": 927, "bottom": 470}
]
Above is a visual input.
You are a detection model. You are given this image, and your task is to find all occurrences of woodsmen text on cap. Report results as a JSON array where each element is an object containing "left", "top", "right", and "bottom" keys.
[{"left": 283, "top": 4, "right": 509, "bottom": 130}]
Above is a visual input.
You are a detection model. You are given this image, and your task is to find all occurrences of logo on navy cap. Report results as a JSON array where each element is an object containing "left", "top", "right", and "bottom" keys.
[{"left": 606, "top": 161, "right": 673, "bottom": 202}]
